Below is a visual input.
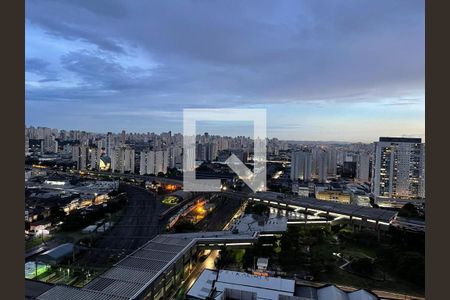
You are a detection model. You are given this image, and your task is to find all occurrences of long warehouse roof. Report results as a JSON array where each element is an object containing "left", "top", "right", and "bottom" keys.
[{"left": 37, "top": 231, "right": 258, "bottom": 300}]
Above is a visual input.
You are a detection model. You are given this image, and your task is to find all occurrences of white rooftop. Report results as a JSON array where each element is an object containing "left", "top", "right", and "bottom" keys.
[
  {"left": 231, "top": 214, "right": 287, "bottom": 233},
  {"left": 187, "top": 269, "right": 295, "bottom": 300}
]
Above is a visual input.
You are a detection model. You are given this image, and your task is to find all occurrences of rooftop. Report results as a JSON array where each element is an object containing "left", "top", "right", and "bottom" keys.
[
  {"left": 25, "top": 280, "right": 54, "bottom": 299},
  {"left": 187, "top": 269, "right": 295, "bottom": 300},
  {"left": 37, "top": 231, "right": 258, "bottom": 300},
  {"left": 37, "top": 243, "right": 74, "bottom": 263},
  {"left": 231, "top": 214, "right": 287, "bottom": 234}
]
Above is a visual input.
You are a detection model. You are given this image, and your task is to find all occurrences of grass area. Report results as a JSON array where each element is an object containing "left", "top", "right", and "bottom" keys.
[
  {"left": 25, "top": 235, "right": 53, "bottom": 251},
  {"left": 319, "top": 266, "right": 425, "bottom": 297},
  {"left": 340, "top": 246, "right": 376, "bottom": 260}
]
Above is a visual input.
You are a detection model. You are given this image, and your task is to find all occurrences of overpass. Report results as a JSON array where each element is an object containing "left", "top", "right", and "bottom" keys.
[
  {"left": 248, "top": 192, "right": 425, "bottom": 233},
  {"left": 36, "top": 231, "right": 259, "bottom": 300},
  {"left": 248, "top": 192, "right": 398, "bottom": 232}
]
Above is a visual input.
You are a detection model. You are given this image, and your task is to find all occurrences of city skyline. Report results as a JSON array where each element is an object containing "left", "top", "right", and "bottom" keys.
[
  {"left": 25, "top": 124, "right": 425, "bottom": 144},
  {"left": 24, "top": 2, "right": 426, "bottom": 298},
  {"left": 26, "top": 0, "right": 424, "bottom": 142}
]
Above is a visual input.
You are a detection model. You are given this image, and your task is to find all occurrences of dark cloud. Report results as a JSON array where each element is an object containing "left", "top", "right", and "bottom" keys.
[
  {"left": 26, "top": 58, "right": 59, "bottom": 82},
  {"left": 25, "top": 0, "right": 424, "bottom": 140}
]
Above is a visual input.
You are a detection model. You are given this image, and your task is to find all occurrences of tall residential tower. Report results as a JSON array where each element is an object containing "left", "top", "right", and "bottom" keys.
[{"left": 371, "top": 137, "right": 425, "bottom": 199}]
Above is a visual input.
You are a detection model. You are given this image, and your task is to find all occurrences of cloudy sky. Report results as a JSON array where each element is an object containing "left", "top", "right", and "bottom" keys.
[{"left": 25, "top": 0, "right": 424, "bottom": 142}]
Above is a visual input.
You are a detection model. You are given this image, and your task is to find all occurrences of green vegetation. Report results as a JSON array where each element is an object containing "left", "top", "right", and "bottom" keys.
[
  {"left": 219, "top": 222, "right": 424, "bottom": 296},
  {"left": 351, "top": 257, "right": 374, "bottom": 275},
  {"left": 275, "top": 224, "right": 424, "bottom": 295},
  {"left": 216, "top": 248, "right": 246, "bottom": 270},
  {"left": 398, "top": 203, "right": 425, "bottom": 220},
  {"left": 25, "top": 234, "right": 53, "bottom": 251}
]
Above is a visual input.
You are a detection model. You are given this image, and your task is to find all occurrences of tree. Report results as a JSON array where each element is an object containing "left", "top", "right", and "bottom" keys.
[
  {"left": 398, "top": 203, "right": 422, "bottom": 219},
  {"left": 216, "top": 247, "right": 234, "bottom": 269},
  {"left": 173, "top": 220, "right": 196, "bottom": 233},
  {"left": 396, "top": 252, "right": 425, "bottom": 286},
  {"left": 49, "top": 206, "right": 66, "bottom": 225},
  {"left": 278, "top": 227, "right": 304, "bottom": 271},
  {"left": 351, "top": 257, "right": 374, "bottom": 276}
]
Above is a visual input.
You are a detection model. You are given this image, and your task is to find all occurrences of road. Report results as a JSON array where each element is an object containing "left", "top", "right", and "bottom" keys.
[
  {"left": 172, "top": 250, "right": 219, "bottom": 299},
  {"left": 74, "top": 184, "right": 169, "bottom": 268}
]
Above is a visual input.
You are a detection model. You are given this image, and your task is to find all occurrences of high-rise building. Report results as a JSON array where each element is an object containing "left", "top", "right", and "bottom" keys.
[
  {"left": 290, "top": 149, "right": 312, "bottom": 182},
  {"left": 106, "top": 132, "right": 114, "bottom": 157},
  {"left": 25, "top": 136, "right": 29, "bottom": 156},
  {"left": 356, "top": 152, "right": 370, "bottom": 183},
  {"left": 206, "top": 142, "right": 218, "bottom": 162},
  {"left": 196, "top": 143, "right": 206, "bottom": 161},
  {"left": 89, "top": 147, "right": 102, "bottom": 170},
  {"left": 341, "top": 152, "right": 358, "bottom": 178},
  {"left": 316, "top": 149, "right": 328, "bottom": 183},
  {"left": 371, "top": 137, "right": 425, "bottom": 199},
  {"left": 120, "top": 130, "right": 126, "bottom": 145},
  {"left": 168, "top": 146, "right": 182, "bottom": 169},
  {"left": 40, "top": 135, "right": 58, "bottom": 154},
  {"left": 155, "top": 150, "right": 169, "bottom": 174},
  {"left": 140, "top": 150, "right": 169, "bottom": 175},
  {"left": 111, "top": 145, "right": 135, "bottom": 173},
  {"left": 327, "top": 147, "right": 337, "bottom": 178},
  {"left": 72, "top": 145, "right": 89, "bottom": 170},
  {"left": 140, "top": 150, "right": 155, "bottom": 175}
]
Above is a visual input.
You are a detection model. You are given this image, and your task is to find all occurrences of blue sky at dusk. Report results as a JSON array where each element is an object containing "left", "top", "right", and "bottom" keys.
[{"left": 25, "top": 0, "right": 424, "bottom": 142}]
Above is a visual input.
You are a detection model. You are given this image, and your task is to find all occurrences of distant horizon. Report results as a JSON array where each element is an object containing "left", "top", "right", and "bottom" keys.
[{"left": 26, "top": 124, "right": 425, "bottom": 144}]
